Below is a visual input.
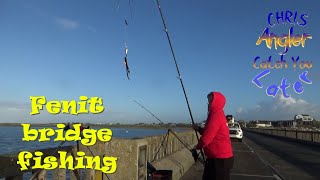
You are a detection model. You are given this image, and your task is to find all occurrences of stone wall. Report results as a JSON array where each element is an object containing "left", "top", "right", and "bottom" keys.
[
  {"left": 247, "top": 128, "right": 320, "bottom": 144},
  {"left": 0, "top": 129, "right": 197, "bottom": 180}
]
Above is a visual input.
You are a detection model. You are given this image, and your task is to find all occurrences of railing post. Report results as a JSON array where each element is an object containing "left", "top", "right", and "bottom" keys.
[{"left": 285, "top": 129, "right": 287, "bottom": 137}]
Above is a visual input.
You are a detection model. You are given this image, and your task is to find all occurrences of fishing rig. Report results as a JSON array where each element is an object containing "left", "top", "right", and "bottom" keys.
[
  {"left": 119, "top": 0, "right": 206, "bottom": 165},
  {"left": 114, "top": 0, "right": 132, "bottom": 80},
  {"left": 116, "top": 0, "right": 204, "bottom": 158},
  {"left": 124, "top": 19, "right": 130, "bottom": 80},
  {"left": 153, "top": 0, "right": 206, "bottom": 162},
  {"left": 31, "top": 0, "right": 205, "bottom": 179}
]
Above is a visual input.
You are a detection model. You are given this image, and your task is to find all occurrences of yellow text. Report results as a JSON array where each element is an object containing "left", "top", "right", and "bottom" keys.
[
  {"left": 17, "top": 151, "right": 117, "bottom": 174},
  {"left": 256, "top": 27, "right": 312, "bottom": 55},
  {"left": 30, "top": 96, "right": 104, "bottom": 115},
  {"left": 21, "top": 124, "right": 112, "bottom": 146}
]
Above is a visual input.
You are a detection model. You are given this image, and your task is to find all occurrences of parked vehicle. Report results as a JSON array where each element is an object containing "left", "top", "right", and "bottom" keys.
[
  {"left": 226, "top": 115, "right": 234, "bottom": 124},
  {"left": 229, "top": 122, "right": 243, "bottom": 141}
]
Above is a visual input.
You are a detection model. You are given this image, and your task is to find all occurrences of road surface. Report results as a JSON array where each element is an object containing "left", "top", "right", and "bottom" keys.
[{"left": 181, "top": 130, "right": 320, "bottom": 180}]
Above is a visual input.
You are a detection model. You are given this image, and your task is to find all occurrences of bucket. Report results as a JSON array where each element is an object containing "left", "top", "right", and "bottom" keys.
[{"left": 152, "top": 170, "right": 173, "bottom": 180}]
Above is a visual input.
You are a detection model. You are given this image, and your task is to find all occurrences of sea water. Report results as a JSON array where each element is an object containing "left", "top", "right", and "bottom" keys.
[
  {"left": 0, "top": 126, "right": 185, "bottom": 180},
  {"left": 0, "top": 126, "right": 184, "bottom": 155}
]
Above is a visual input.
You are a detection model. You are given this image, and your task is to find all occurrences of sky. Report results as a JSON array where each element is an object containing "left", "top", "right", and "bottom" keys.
[{"left": 0, "top": 0, "right": 319, "bottom": 124}]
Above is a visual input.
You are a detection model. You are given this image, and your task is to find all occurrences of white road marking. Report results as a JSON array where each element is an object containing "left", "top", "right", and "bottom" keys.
[
  {"left": 233, "top": 150, "right": 254, "bottom": 153},
  {"left": 231, "top": 173, "right": 274, "bottom": 178},
  {"left": 273, "top": 174, "right": 282, "bottom": 180},
  {"left": 242, "top": 139, "right": 286, "bottom": 180},
  {"left": 242, "top": 140, "right": 254, "bottom": 152}
]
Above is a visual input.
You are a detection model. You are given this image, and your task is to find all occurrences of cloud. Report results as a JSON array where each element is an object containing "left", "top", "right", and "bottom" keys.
[
  {"left": 54, "top": 17, "right": 79, "bottom": 30},
  {"left": 0, "top": 101, "right": 30, "bottom": 122},
  {"left": 87, "top": 26, "right": 97, "bottom": 33},
  {"left": 0, "top": 102, "right": 29, "bottom": 111},
  {"left": 236, "top": 107, "right": 245, "bottom": 114},
  {"left": 24, "top": 5, "right": 96, "bottom": 32},
  {"left": 0, "top": 101, "right": 136, "bottom": 124},
  {"left": 53, "top": 17, "right": 97, "bottom": 33},
  {"left": 236, "top": 95, "right": 320, "bottom": 120}
]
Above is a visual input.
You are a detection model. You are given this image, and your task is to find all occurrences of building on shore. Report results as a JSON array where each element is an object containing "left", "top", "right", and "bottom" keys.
[
  {"left": 248, "top": 120, "right": 272, "bottom": 128},
  {"left": 271, "top": 120, "right": 296, "bottom": 128},
  {"left": 294, "top": 114, "right": 314, "bottom": 125},
  {"left": 270, "top": 115, "right": 314, "bottom": 128},
  {"left": 256, "top": 121, "right": 272, "bottom": 128}
]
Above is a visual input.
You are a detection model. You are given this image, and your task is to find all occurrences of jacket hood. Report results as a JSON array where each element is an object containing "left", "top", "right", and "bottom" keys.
[{"left": 209, "top": 92, "right": 226, "bottom": 114}]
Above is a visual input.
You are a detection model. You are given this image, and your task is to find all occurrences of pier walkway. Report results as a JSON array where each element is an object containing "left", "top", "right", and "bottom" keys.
[
  {"left": 181, "top": 130, "right": 320, "bottom": 180},
  {"left": 1, "top": 129, "right": 320, "bottom": 180}
]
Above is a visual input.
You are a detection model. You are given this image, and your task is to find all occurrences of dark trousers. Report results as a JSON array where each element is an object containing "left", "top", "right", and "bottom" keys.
[{"left": 202, "top": 157, "right": 234, "bottom": 180}]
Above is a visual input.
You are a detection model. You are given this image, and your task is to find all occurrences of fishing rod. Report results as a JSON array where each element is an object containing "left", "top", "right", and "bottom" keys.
[
  {"left": 86, "top": 146, "right": 111, "bottom": 180},
  {"left": 131, "top": 99, "right": 205, "bottom": 165},
  {"left": 29, "top": 141, "right": 66, "bottom": 180},
  {"left": 131, "top": 99, "right": 165, "bottom": 124},
  {"left": 154, "top": 0, "right": 205, "bottom": 161},
  {"left": 168, "top": 129, "right": 205, "bottom": 165},
  {"left": 131, "top": 99, "right": 171, "bottom": 163}
]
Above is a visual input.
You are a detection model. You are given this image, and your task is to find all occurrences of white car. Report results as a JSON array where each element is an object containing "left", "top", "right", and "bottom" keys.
[{"left": 229, "top": 122, "right": 243, "bottom": 141}]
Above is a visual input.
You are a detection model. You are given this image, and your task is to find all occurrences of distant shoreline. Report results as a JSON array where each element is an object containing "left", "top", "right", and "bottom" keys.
[{"left": 0, "top": 123, "right": 192, "bottom": 130}]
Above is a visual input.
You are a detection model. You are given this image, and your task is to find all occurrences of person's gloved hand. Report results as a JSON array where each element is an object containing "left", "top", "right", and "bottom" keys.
[{"left": 191, "top": 146, "right": 199, "bottom": 163}]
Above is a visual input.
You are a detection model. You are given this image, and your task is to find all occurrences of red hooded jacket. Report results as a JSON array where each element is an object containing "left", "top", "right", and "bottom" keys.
[{"left": 196, "top": 92, "right": 233, "bottom": 158}]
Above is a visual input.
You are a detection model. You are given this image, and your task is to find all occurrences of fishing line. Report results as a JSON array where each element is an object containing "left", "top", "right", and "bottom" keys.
[
  {"left": 29, "top": 141, "right": 66, "bottom": 180},
  {"left": 124, "top": 19, "right": 131, "bottom": 80},
  {"left": 86, "top": 146, "right": 111, "bottom": 180},
  {"left": 128, "top": 0, "right": 135, "bottom": 21},
  {"left": 113, "top": 0, "right": 120, "bottom": 12},
  {"left": 152, "top": 129, "right": 205, "bottom": 165},
  {"left": 112, "top": 0, "right": 132, "bottom": 80},
  {"left": 130, "top": 98, "right": 170, "bottom": 163},
  {"left": 154, "top": 0, "right": 205, "bottom": 162},
  {"left": 131, "top": 99, "right": 205, "bottom": 165},
  {"left": 131, "top": 99, "right": 165, "bottom": 124},
  {"left": 151, "top": 131, "right": 169, "bottom": 162},
  {"left": 168, "top": 129, "right": 205, "bottom": 165}
]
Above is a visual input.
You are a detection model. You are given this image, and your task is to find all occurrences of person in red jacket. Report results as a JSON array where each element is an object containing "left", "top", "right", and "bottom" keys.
[{"left": 193, "top": 92, "right": 234, "bottom": 180}]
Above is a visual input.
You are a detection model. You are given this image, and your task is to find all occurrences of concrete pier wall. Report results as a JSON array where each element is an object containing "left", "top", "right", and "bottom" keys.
[
  {"left": 0, "top": 130, "right": 197, "bottom": 180},
  {"left": 246, "top": 128, "right": 320, "bottom": 144}
]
